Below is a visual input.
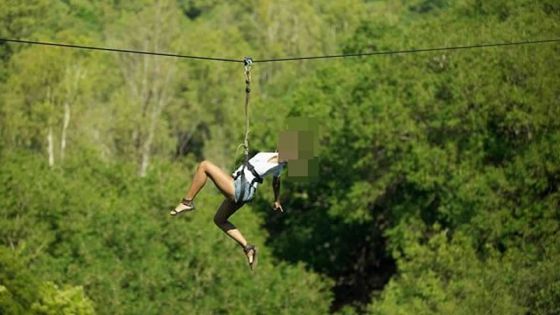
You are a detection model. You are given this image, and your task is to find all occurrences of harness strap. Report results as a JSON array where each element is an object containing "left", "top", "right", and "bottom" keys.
[
  {"left": 234, "top": 161, "right": 263, "bottom": 184},
  {"left": 234, "top": 160, "right": 263, "bottom": 203},
  {"left": 246, "top": 162, "right": 263, "bottom": 183}
]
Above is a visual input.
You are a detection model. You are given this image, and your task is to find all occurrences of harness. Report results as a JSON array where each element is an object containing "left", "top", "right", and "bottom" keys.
[{"left": 233, "top": 160, "right": 263, "bottom": 202}]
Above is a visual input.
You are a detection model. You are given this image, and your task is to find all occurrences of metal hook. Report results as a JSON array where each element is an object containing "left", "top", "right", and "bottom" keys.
[{"left": 243, "top": 57, "right": 253, "bottom": 73}]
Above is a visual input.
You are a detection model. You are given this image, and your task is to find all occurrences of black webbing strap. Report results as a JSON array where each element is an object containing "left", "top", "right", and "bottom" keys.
[
  {"left": 234, "top": 160, "right": 263, "bottom": 202},
  {"left": 245, "top": 162, "right": 263, "bottom": 184},
  {"left": 234, "top": 161, "right": 263, "bottom": 184}
]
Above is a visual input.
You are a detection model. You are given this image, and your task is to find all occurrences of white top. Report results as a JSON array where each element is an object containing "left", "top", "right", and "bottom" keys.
[{"left": 232, "top": 152, "right": 285, "bottom": 189}]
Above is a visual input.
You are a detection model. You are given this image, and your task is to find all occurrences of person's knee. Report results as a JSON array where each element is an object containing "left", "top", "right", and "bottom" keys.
[
  {"left": 213, "top": 214, "right": 225, "bottom": 227},
  {"left": 198, "top": 160, "right": 210, "bottom": 171}
]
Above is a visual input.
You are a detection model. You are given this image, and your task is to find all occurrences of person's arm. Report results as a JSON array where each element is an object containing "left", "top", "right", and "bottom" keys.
[{"left": 272, "top": 176, "right": 284, "bottom": 212}]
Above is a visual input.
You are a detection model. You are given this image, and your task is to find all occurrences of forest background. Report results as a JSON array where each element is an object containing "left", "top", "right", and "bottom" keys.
[{"left": 0, "top": 0, "right": 559, "bottom": 314}]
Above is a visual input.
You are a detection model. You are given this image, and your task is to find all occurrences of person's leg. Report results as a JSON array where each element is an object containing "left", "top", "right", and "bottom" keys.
[
  {"left": 213, "top": 198, "right": 247, "bottom": 248},
  {"left": 214, "top": 199, "right": 256, "bottom": 267},
  {"left": 172, "top": 160, "right": 235, "bottom": 214},
  {"left": 185, "top": 160, "right": 235, "bottom": 200}
]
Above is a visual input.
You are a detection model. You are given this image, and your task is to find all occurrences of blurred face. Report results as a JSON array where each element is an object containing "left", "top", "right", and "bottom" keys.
[
  {"left": 276, "top": 118, "right": 319, "bottom": 178},
  {"left": 277, "top": 131, "right": 299, "bottom": 161},
  {"left": 277, "top": 130, "right": 315, "bottom": 161}
]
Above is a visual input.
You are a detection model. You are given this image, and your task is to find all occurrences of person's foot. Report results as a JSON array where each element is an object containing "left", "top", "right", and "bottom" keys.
[
  {"left": 243, "top": 244, "right": 257, "bottom": 270},
  {"left": 169, "top": 198, "right": 195, "bottom": 216}
]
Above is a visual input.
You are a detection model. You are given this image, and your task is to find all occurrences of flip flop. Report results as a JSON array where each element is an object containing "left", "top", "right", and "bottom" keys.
[{"left": 169, "top": 198, "right": 195, "bottom": 216}]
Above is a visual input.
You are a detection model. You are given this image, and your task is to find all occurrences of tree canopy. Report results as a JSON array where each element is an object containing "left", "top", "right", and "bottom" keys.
[{"left": 0, "top": 0, "right": 558, "bottom": 314}]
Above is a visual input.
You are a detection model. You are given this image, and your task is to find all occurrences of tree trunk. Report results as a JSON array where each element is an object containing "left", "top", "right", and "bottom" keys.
[
  {"left": 60, "top": 101, "right": 70, "bottom": 162},
  {"left": 114, "top": 0, "right": 177, "bottom": 176},
  {"left": 47, "top": 126, "right": 54, "bottom": 167},
  {"left": 60, "top": 64, "right": 82, "bottom": 162}
]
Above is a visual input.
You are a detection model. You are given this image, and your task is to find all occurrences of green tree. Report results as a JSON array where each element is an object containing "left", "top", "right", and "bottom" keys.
[{"left": 0, "top": 246, "right": 95, "bottom": 314}]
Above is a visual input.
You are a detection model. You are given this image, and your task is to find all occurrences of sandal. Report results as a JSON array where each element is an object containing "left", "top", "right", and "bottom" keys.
[
  {"left": 169, "top": 198, "right": 195, "bottom": 216},
  {"left": 243, "top": 244, "right": 257, "bottom": 271}
]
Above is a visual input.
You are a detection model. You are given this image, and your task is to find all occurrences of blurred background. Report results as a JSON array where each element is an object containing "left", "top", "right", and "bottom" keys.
[{"left": 0, "top": 0, "right": 559, "bottom": 314}]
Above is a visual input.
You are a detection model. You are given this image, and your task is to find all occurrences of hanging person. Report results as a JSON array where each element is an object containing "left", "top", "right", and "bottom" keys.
[{"left": 169, "top": 148, "right": 287, "bottom": 270}]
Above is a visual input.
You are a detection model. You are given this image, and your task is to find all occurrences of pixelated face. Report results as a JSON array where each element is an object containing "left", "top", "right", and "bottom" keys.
[
  {"left": 278, "top": 130, "right": 317, "bottom": 160},
  {"left": 276, "top": 121, "right": 319, "bottom": 178},
  {"left": 277, "top": 130, "right": 299, "bottom": 161}
]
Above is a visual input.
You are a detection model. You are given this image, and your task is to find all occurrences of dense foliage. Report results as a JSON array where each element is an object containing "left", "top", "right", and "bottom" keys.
[{"left": 1, "top": 0, "right": 558, "bottom": 314}]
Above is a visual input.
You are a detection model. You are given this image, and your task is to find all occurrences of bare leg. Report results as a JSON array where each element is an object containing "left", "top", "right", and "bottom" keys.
[
  {"left": 185, "top": 160, "right": 235, "bottom": 200},
  {"left": 173, "top": 160, "right": 235, "bottom": 213},
  {"left": 213, "top": 199, "right": 247, "bottom": 248}
]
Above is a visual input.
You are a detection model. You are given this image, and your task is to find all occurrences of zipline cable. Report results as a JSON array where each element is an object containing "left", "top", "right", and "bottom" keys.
[
  {"left": 254, "top": 38, "right": 560, "bottom": 63},
  {"left": 1, "top": 37, "right": 559, "bottom": 63},
  {"left": 0, "top": 38, "right": 242, "bottom": 63}
]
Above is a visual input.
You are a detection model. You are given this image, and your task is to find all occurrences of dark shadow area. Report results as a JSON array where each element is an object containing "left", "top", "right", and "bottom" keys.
[{"left": 253, "top": 189, "right": 396, "bottom": 313}]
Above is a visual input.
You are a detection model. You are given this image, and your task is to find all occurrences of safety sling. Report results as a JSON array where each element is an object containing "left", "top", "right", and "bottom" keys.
[
  {"left": 233, "top": 160, "right": 264, "bottom": 202},
  {"left": 234, "top": 57, "right": 261, "bottom": 202}
]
